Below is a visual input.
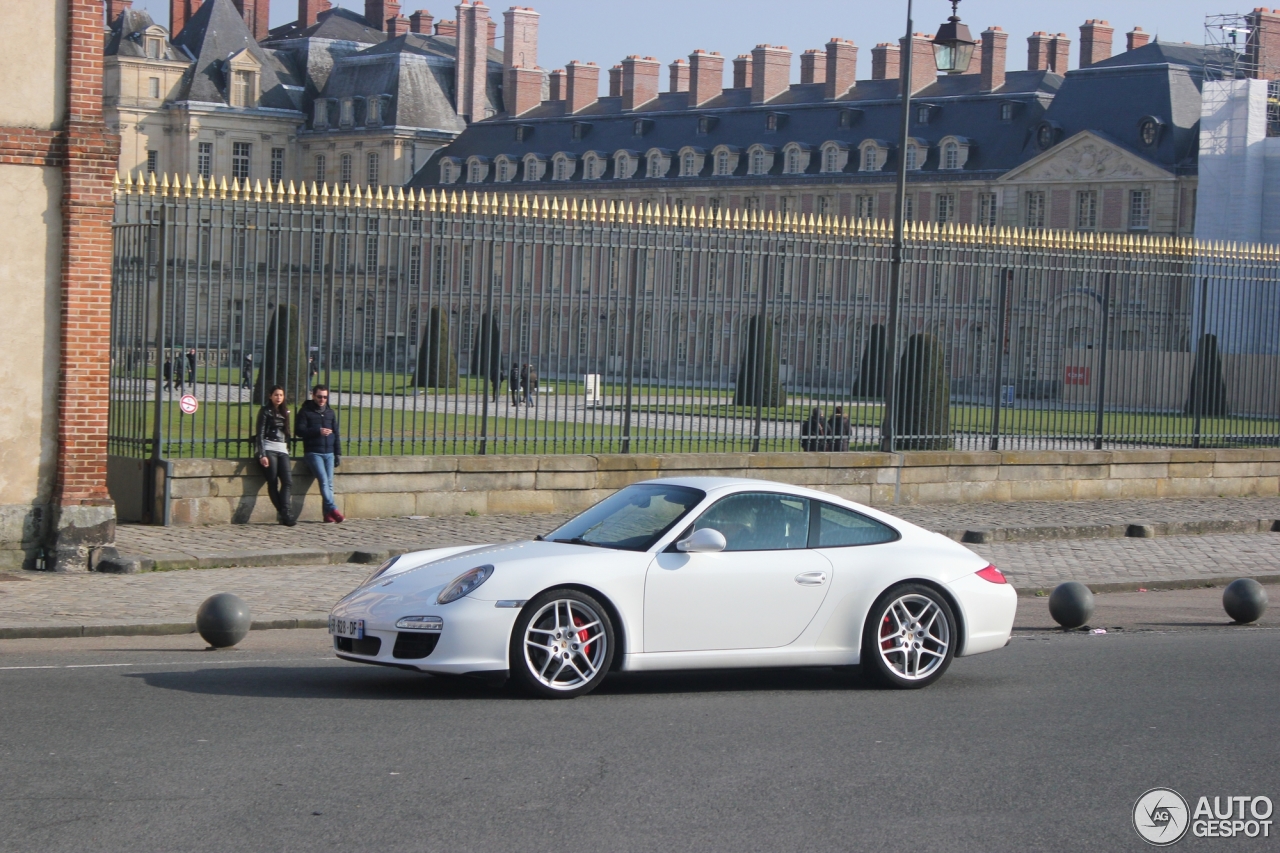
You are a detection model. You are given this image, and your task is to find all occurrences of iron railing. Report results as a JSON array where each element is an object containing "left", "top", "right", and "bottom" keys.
[{"left": 110, "top": 175, "right": 1280, "bottom": 460}]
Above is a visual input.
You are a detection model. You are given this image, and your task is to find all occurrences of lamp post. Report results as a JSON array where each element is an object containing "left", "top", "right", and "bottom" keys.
[{"left": 879, "top": 0, "right": 976, "bottom": 453}]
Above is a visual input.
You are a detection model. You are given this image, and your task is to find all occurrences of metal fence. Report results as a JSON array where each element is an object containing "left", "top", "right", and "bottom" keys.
[{"left": 110, "top": 175, "right": 1280, "bottom": 460}]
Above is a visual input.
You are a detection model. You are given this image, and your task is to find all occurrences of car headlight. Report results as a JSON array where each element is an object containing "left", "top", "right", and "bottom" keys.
[
  {"left": 437, "top": 565, "right": 494, "bottom": 604},
  {"left": 363, "top": 555, "right": 401, "bottom": 586}
]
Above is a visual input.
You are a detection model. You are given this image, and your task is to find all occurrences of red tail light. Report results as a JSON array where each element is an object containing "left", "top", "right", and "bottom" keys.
[{"left": 976, "top": 565, "right": 1007, "bottom": 585}]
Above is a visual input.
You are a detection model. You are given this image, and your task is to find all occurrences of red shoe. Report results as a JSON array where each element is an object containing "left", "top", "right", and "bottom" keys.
[
  {"left": 322, "top": 509, "right": 336, "bottom": 523},
  {"left": 331, "top": 508, "right": 345, "bottom": 523}
]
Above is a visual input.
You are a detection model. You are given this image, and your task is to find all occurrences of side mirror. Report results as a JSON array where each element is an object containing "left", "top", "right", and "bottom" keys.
[{"left": 676, "top": 528, "right": 727, "bottom": 553}]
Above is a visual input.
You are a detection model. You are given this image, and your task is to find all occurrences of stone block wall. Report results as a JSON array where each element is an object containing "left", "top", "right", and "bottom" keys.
[{"left": 139, "top": 448, "right": 1280, "bottom": 527}]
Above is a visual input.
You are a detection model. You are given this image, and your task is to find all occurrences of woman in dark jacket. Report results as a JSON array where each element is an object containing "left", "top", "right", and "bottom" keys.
[
  {"left": 801, "top": 407, "right": 825, "bottom": 452},
  {"left": 255, "top": 385, "right": 296, "bottom": 526}
]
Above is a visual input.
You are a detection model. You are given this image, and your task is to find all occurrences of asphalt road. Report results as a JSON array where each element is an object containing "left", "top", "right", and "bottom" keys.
[{"left": 1, "top": 595, "right": 1277, "bottom": 852}]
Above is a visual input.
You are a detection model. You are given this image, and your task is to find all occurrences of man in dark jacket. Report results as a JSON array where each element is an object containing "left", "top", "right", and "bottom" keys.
[{"left": 296, "top": 384, "right": 344, "bottom": 523}]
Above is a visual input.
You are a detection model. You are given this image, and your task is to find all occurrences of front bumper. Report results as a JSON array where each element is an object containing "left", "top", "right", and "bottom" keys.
[{"left": 329, "top": 594, "right": 519, "bottom": 675}]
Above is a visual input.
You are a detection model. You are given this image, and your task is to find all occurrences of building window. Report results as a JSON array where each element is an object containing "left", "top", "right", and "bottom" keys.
[
  {"left": 822, "top": 146, "right": 840, "bottom": 173},
  {"left": 817, "top": 195, "right": 831, "bottom": 215},
  {"left": 231, "top": 71, "right": 255, "bottom": 108},
  {"left": 146, "top": 37, "right": 163, "bottom": 59},
  {"left": 554, "top": 157, "right": 571, "bottom": 181},
  {"left": 367, "top": 151, "right": 380, "bottom": 186},
  {"left": 749, "top": 148, "right": 766, "bottom": 175},
  {"left": 340, "top": 99, "right": 354, "bottom": 128},
  {"left": 231, "top": 142, "right": 251, "bottom": 181},
  {"left": 1129, "top": 189, "right": 1152, "bottom": 230},
  {"left": 1000, "top": 103, "right": 1014, "bottom": 121},
  {"left": 936, "top": 193, "right": 955, "bottom": 224},
  {"left": 681, "top": 152, "right": 697, "bottom": 177},
  {"left": 271, "top": 148, "right": 285, "bottom": 183},
  {"left": 314, "top": 154, "right": 326, "bottom": 184},
  {"left": 365, "top": 221, "right": 378, "bottom": 269},
  {"left": 648, "top": 152, "right": 664, "bottom": 178},
  {"left": 1026, "top": 191, "right": 1046, "bottom": 229},
  {"left": 149, "top": 77, "right": 161, "bottom": 99},
  {"left": 1076, "top": 190, "right": 1098, "bottom": 230},
  {"left": 979, "top": 192, "right": 998, "bottom": 228},
  {"left": 709, "top": 197, "right": 722, "bottom": 213},
  {"left": 765, "top": 113, "right": 779, "bottom": 131},
  {"left": 146, "top": 150, "right": 159, "bottom": 175},
  {"left": 497, "top": 158, "right": 510, "bottom": 182},
  {"left": 785, "top": 148, "right": 801, "bottom": 174},
  {"left": 917, "top": 106, "right": 931, "bottom": 124},
  {"left": 340, "top": 153, "right": 353, "bottom": 187},
  {"left": 856, "top": 194, "right": 875, "bottom": 219},
  {"left": 903, "top": 195, "right": 915, "bottom": 222},
  {"left": 714, "top": 149, "right": 731, "bottom": 176},
  {"left": 905, "top": 145, "right": 920, "bottom": 171},
  {"left": 197, "top": 143, "right": 212, "bottom": 179},
  {"left": 861, "top": 146, "right": 881, "bottom": 172},
  {"left": 779, "top": 197, "right": 795, "bottom": 214},
  {"left": 943, "top": 142, "right": 959, "bottom": 170},
  {"left": 745, "top": 196, "right": 761, "bottom": 212}
]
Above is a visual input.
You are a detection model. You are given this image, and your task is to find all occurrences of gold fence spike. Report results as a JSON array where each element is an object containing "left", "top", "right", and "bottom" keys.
[{"left": 217, "top": 176, "right": 228, "bottom": 199}]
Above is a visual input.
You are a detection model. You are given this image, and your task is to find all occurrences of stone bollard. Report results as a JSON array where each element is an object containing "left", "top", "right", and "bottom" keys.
[
  {"left": 1222, "top": 578, "right": 1267, "bottom": 624},
  {"left": 196, "top": 593, "right": 251, "bottom": 648},
  {"left": 1048, "top": 581, "right": 1094, "bottom": 629}
]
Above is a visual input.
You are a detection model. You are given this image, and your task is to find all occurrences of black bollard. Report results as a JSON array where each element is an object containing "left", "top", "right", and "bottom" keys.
[
  {"left": 1048, "top": 582, "right": 1094, "bottom": 629},
  {"left": 196, "top": 593, "right": 251, "bottom": 648},
  {"left": 1223, "top": 578, "right": 1267, "bottom": 624}
]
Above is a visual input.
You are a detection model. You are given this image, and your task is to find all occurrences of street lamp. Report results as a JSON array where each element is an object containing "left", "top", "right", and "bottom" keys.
[{"left": 880, "top": 0, "right": 972, "bottom": 453}]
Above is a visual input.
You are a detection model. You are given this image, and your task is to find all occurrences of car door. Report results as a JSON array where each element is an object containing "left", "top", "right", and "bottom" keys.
[{"left": 644, "top": 492, "right": 833, "bottom": 652}]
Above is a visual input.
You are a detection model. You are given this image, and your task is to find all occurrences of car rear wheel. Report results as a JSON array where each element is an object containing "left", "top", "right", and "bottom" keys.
[
  {"left": 862, "top": 583, "right": 956, "bottom": 689},
  {"left": 510, "top": 589, "right": 615, "bottom": 699}
]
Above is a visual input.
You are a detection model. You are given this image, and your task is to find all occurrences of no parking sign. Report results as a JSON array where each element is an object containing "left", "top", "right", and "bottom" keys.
[{"left": 179, "top": 395, "right": 199, "bottom": 415}]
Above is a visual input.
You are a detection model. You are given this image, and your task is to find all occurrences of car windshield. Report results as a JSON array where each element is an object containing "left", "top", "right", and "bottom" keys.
[{"left": 545, "top": 484, "right": 705, "bottom": 551}]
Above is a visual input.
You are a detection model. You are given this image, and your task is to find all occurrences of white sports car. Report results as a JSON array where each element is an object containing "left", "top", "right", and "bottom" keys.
[{"left": 329, "top": 477, "right": 1017, "bottom": 698}]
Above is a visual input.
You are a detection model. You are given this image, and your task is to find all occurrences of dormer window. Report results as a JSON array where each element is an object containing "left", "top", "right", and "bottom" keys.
[
  {"left": 226, "top": 50, "right": 262, "bottom": 109},
  {"left": 1000, "top": 102, "right": 1014, "bottom": 122},
  {"left": 677, "top": 147, "right": 705, "bottom": 178},
  {"left": 904, "top": 139, "right": 928, "bottom": 170},
  {"left": 552, "top": 153, "right": 576, "bottom": 181},
  {"left": 646, "top": 149, "right": 670, "bottom": 178},
  {"left": 765, "top": 112, "right": 787, "bottom": 132},
  {"left": 146, "top": 37, "right": 164, "bottom": 59},
  {"left": 820, "top": 142, "right": 849, "bottom": 174},
  {"left": 698, "top": 116, "right": 718, "bottom": 135},
  {"left": 905, "top": 146, "right": 918, "bottom": 170},
  {"left": 711, "top": 145, "right": 739, "bottom": 177},
  {"left": 746, "top": 144, "right": 775, "bottom": 176},
  {"left": 781, "top": 143, "right": 810, "bottom": 175},
  {"left": 582, "top": 152, "right": 605, "bottom": 180},
  {"left": 467, "top": 157, "right": 489, "bottom": 183},
  {"left": 366, "top": 96, "right": 384, "bottom": 127},
  {"left": 495, "top": 156, "right": 514, "bottom": 182},
  {"left": 339, "top": 99, "right": 355, "bottom": 128},
  {"left": 859, "top": 140, "right": 888, "bottom": 172},
  {"left": 440, "top": 158, "right": 459, "bottom": 184},
  {"left": 716, "top": 149, "right": 730, "bottom": 175},
  {"left": 634, "top": 119, "right": 653, "bottom": 136},
  {"left": 838, "top": 109, "right": 862, "bottom": 128},
  {"left": 614, "top": 150, "right": 637, "bottom": 179},
  {"left": 514, "top": 124, "right": 533, "bottom": 141},
  {"left": 917, "top": 105, "right": 931, "bottom": 125},
  {"left": 938, "top": 136, "right": 972, "bottom": 170},
  {"left": 571, "top": 122, "right": 592, "bottom": 141},
  {"left": 522, "top": 154, "right": 547, "bottom": 181},
  {"left": 313, "top": 98, "right": 329, "bottom": 129}
]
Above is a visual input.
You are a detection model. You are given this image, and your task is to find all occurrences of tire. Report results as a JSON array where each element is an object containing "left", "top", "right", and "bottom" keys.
[
  {"left": 509, "top": 589, "right": 615, "bottom": 699},
  {"left": 861, "top": 583, "right": 957, "bottom": 689}
]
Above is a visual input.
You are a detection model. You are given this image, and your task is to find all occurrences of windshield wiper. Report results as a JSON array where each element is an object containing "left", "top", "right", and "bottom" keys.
[{"left": 549, "top": 536, "right": 610, "bottom": 549}]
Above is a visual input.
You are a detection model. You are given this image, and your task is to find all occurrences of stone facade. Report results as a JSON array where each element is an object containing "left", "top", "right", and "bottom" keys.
[{"left": 144, "top": 448, "right": 1280, "bottom": 527}]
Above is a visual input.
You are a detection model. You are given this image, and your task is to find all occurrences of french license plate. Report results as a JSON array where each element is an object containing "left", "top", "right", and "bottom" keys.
[{"left": 329, "top": 617, "right": 364, "bottom": 639}]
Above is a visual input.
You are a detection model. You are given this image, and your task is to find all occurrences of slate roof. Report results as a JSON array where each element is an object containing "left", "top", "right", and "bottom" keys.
[
  {"left": 105, "top": 8, "right": 185, "bottom": 61},
  {"left": 409, "top": 44, "right": 1210, "bottom": 190},
  {"left": 171, "top": 0, "right": 301, "bottom": 111},
  {"left": 266, "top": 6, "right": 388, "bottom": 46}
]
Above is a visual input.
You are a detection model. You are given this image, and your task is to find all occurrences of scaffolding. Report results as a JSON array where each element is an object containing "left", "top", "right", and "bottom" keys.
[{"left": 1204, "top": 12, "right": 1280, "bottom": 136}]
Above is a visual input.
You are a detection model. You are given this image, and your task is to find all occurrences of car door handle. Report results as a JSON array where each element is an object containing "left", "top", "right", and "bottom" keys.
[{"left": 795, "top": 571, "right": 827, "bottom": 586}]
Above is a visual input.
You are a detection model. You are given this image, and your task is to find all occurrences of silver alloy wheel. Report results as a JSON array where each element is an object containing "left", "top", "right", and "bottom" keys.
[
  {"left": 876, "top": 593, "right": 951, "bottom": 681},
  {"left": 522, "top": 598, "right": 609, "bottom": 692}
]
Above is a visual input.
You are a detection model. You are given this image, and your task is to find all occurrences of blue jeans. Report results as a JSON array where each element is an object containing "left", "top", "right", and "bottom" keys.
[{"left": 305, "top": 452, "right": 336, "bottom": 512}]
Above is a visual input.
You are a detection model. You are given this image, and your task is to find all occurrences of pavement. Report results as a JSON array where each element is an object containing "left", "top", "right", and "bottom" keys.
[
  {"left": 1, "top": 604, "right": 1276, "bottom": 852},
  {"left": 1, "top": 496, "right": 1277, "bottom": 640}
]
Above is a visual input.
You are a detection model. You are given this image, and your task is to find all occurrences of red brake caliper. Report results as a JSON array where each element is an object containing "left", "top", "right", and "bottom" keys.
[
  {"left": 880, "top": 615, "right": 894, "bottom": 651},
  {"left": 572, "top": 615, "right": 592, "bottom": 657}
]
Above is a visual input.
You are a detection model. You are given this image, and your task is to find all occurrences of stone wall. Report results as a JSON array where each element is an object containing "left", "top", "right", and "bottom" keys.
[{"left": 134, "top": 448, "right": 1280, "bottom": 527}]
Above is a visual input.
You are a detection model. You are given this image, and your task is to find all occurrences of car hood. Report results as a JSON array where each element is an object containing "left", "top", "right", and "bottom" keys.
[{"left": 339, "top": 540, "right": 621, "bottom": 610}]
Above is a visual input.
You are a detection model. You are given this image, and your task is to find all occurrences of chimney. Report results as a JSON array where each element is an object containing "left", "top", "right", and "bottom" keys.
[
  {"left": 232, "top": 1, "right": 271, "bottom": 40},
  {"left": 732, "top": 54, "right": 753, "bottom": 89},
  {"left": 871, "top": 42, "right": 900, "bottom": 81},
  {"left": 566, "top": 60, "right": 600, "bottom": 112},
  {"left": 1126, "top": 26, "right": 1150, "bottom": 51},
  {"left": 608, "top": 65, "right": 622, "bottom": 97},
  {"left": 298, "top": 0, "right": 331, "bottom": 30},
  {"left": 750, "top": 44, "right": 791, "bottom": 104},
  {"left": 1049, "top": 33, "right": 1071, "bottom": 74},
  {"left": 903, "top": 32, "right": 936, "bottom": 95},
  {"left": 621, "top": 55, "right": 661, "bottom": 110},
  {"left": 503, "top": 7, "right": 539, "bottom": 68},
  {"left": 507, "top": 66, "right": 543, "bottom": 116},
  {"left": 1079, "top": 19, "right": 1113, "bottom": 68},
  {"left": 980, "top": 27, "right": 1007, "bottom": 92},
  {"left": 435, "top": 19, "right": 457, "bottom": 36},
  {"left": 455, "top": 2, "right": 492, "bottom": 123},
  {"left": 689, "top": 50, "right": 724, "bottom": 107},
  {"left": 800, "top": 49, "right": 826, "bottom": 85},
  {"left": 363, "top": 1, "right": 399, "bottom": 32},
  {"left": 106, "top": 0, "right": 133, "bottom": 24},
  {"left": 488, "top": 18, "right": 496, "bottom": 45},
  {"left": 170, "top": 0, "right": 202, "bottom": 37},
  {"left": 408, "top": 9, "right": 432, "bottom": 33},
  {"left": 1027, "top": 31, "right": 1051, "bottom": 71},
  {"left": 824, "top": 38, "right": 857, "bottom": 99},
  {"left": 387, "top": 14, "right": 409, "bottom": 36},
  {"left": 669, "top": 59, "right": 690, "bottom": 93},
  {"left": 1246, "top": 9, "right": 1280, "bottom": 80},
  {"left": 548, "top": 69, "right": 565, "bottom": 101}
]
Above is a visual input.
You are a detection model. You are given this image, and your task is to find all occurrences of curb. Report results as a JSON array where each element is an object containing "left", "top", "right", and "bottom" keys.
[
  {"left": 1013, "top": 574, "right": 1280, "bottom": 598},
  {"left": 0, "top": 618, "right": 329, "bottom": 641}
]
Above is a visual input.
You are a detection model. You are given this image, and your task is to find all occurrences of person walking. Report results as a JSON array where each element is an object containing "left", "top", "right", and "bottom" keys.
[
  {"left": 519, "top": 363, "right": 530, "bottom": 405},
  {"left": 162, "top": 356, "right": 173, "bottom": 392},
  {"left": 801, "top": 407, "right": 825, "bottom": 452},
  {"left": 509, "top": 361, "right": 522, "bottom": 406},
  {"left": 255, "top": 384, "right": 296, "bottom": 526},
  {"left": 297, "top": 384, "right": 344, "bottom": 524},
  {"left": 185, "top": 348, "right": 197, "bottom": 389},
  {"left": 526, "top": 365, "right": 538, "bottom": 407},
  {"left": 240, "top": 353, "right": 254, "bottom": 389},
  {"left": 827, "top": 405, "right": 851, "bottom": 452}
]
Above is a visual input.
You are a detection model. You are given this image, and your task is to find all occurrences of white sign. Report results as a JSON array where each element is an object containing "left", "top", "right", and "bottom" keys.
[
  {"left": 583, "top": 373, "right": 602, "bottom": 406},
  {"left": 179, "top": 395, "right": 199, "bottom": 415}
]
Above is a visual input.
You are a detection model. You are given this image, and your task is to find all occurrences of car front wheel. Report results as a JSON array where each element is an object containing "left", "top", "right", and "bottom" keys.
[
  {"left": 862, "top": 583, "right": 956, "bottom": 689},
  {"left": 510, "top": 589, "right": 615, "bottom": 699}
]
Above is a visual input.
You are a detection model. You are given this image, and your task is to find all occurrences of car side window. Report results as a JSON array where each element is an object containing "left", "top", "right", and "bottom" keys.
[
  {"left": 811, "top": 502, "right": 898, "bottom": 548},
  {"left": 692, "top": 492, "right": 811, "bottom": 551}
]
